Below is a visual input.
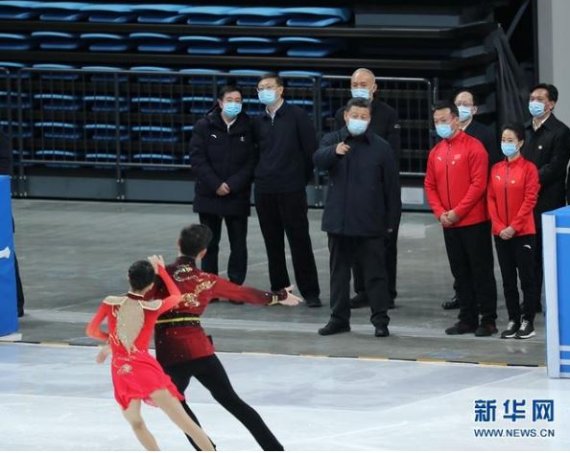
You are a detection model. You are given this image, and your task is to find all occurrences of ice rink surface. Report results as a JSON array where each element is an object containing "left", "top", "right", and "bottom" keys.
[{"left": 0, "top": 343, "right": 568, "bottom": 451}]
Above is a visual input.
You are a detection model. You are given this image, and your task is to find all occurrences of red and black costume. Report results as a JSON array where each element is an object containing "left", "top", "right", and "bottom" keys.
[
  {"left": 487, "top": 155, "right": 540, "bottom": 323},
  {"left": 86, "top": 266, "right": 184, "bottom": 410},
  {"left": 152, "top": 256, "right": 284, "bottom": 451}
]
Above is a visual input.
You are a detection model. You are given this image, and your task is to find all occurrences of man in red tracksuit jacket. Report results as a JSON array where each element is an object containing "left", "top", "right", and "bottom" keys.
[
  {"left": 424, "top": 101, "right": 498, "bottom": 336},
  {"left": 151, "top": 224, "right": 300, "bottom": 451}
]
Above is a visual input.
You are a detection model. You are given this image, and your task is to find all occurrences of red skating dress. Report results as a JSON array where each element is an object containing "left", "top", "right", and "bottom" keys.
[{"left": 86, "top": 266, "right": 184, "bottom": 410}]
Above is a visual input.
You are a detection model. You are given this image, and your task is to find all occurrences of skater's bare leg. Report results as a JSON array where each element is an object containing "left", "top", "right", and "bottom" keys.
[
  {"left": 150, "top": 389, "right": 215, "bottom": 451},
  {"left": 122, "top": 399, "right": 160, "bottom": 451}
]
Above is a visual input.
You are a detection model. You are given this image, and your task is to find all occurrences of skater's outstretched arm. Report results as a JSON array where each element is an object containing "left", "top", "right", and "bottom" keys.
[{"left": 86, "top": 303, "right": 111, "bottom": 342}]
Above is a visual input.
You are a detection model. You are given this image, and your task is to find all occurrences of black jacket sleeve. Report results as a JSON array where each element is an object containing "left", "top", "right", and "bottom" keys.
[
  {"left": 295, "top": 108, "right": 318, "bottom": 183},
  {"left": 189, "top": 119, "right": 223, "bottom": 193},
  {"left": 539, "top": 125, "right": 570, "bottom": 187},
  {"left": 314, "top": 131, "right": 342, "bottom": 170},
  {"left": 226, "top": 123, "right": 256, "bottom": 193},
  {"left": 382, "top": 144, "right": 402, "bottom": 231}
]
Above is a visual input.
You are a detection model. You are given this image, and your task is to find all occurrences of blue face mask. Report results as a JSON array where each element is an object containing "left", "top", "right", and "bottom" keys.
[
  {"left": 258, "top": 89, "right": 277, "bottom": 105},
  {"left": 347, "top": 118, "right": 369, "bottom": 136},
  {"left": 501, "top": 142, "right": 519, "bottom": 157},
  {"left": 435, "top": 123, "right": 454, "bottom": 139},
  {"left": 457, "top": 105, "right": 473, "bottom": 122},
  {"left": 528, "top": 101, "right": 545, "bottom": 117},
  {"left": 351, "top": 88, "right": 370, "bottom": 100},
  {"left": 222, "top": 101, "right": 242, "bottom": 118}
]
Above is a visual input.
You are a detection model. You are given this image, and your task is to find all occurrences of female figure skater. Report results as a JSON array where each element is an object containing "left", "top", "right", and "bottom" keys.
[{"left": 86, "top": 255, "right": 214, "bottom": 451}]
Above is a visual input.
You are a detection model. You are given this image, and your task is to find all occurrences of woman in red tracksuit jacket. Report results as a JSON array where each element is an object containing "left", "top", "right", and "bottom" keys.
[{"left": 487, "top": 123, "right": 540, "bottom": 340}]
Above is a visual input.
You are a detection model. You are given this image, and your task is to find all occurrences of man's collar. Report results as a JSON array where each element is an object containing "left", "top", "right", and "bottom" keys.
[
  {"left": 533, "top": 112, "right": 553, "bottom": 131},
  {"left": 265, "top": 98, "right": 285, "bottom": 118}
]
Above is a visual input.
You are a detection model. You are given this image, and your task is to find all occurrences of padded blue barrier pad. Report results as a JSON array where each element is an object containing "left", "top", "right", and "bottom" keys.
[
  {"left": 180, "top": 6, "right": 234, "bottom": 25},
  {"left": 130, "top": 33, "right": 178, "bottom": 53},
  {"left": 179, "top": 35, "right": 228, "bottom": 55},
  {"left": 0, "top": 33, "right": 32, "bottom": 51},
  {"left": 283, "top": 7, "right": 351, "bottom": 27},
  {"left": 32, "top": 2, "right": 88, "bottom": 22},
  {"left": 228, "top": 37, "right": 279, "bottom": 55},
  {"left": 131, "top": 4, "right": 187, "bottom": 24},
  {"left": 32, "top": 31, "right": 79, "bottom": 50},
  {"left": 81, "top": 33, "right": 129, "bottom": 52},
  {"left": 227, "top": 7, "right": 287, "bottom": 27},
  {"left": 80, "top": 4, "right": 135, "bottom": 24}
]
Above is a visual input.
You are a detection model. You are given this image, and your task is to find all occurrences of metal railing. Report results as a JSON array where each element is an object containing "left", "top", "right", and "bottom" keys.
[{"left": 3, "top": 67, "right": 436, "bottom": 188}]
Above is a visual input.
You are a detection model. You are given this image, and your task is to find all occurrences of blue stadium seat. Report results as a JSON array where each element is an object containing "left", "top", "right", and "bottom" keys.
[
  {"left": 179, "top": 36, "right": 228, "bottom": 55},
  {"left": 228, "top": 69, "right": 266, "bottom": 86},
  {"left": 35, "top": 121, "right": 81, "bottom": 140},
  {"left": 132, "top": 125, "right": 179, "bottom": 143},
  {"left": 83, "top": 94, "right": 129, "bottom": 112},
  {"left": 32, "top": 31, "right": 79, "bottom": 51},
  {"left": 227, "top": 7, "right": 287, "bottom": 27},
  {"left": 33, "top": 63, "right": 78, "bottom": 80},
  {"left": 180, "top": 6, "right": 234, "bottom": 25},
  {"left": 132, "top": 4, "right": 187, "bottom": 24},
  {"left": 284, "top": 7, "right": 351, "bottom": 27},
  {"left": 81, "top": 33, "right": 129, "bottom": 52},
  {"left": 0, "top": 1, "right": 40, "bottom": 20},
  {"left": 32, "top": 2, "right": 88, "bottom": 22},
  {"left": 0, "top": 92, "right": 30, "bottom": 109},
  {"left": 85, "top": 124, "right": 129, "bottom": 141},
  {"left": 131, "top": 96, "right": 180, "bottom": 114},
  {"left": 278, "top": 37, "right": 340, "bottom": 57},
  {"left": 0, "top": 62, "right": 27, "bottom": 79},
  {"left": 182, "top": 95, "right": 214, "bottom": 115},
  {"left": 85, "top": 152, "right": 126, "bottom": 161},
  {"left": 34, "top": 149, "right": 78, "bottom": 158},
  {"left": 80, "top": 4, "right": 135, "bottom": 24},
  {"left": 130, "top": 33, "right": 179, "bottom": 53},
  {"left": 130, "top": 66, "right": 178, "bottom": 84},
  {"left": 0, "top": 33, "right": 32, "bottom": 51},
  {"left": 228, "top": 37, "right": 280, "bottom": 55},
  {"left": 81, "top": 65, "right": 128, "bottom": 82},
  {"left": 34, "top": 93, "right": 81, "bottom": 111},
  {"left": 179, "top": 68, "right": 225, "bottom": 86},
  {"left": 132, "top": 153, "right": 176, "bottom": 163},
  {"left": 279, "top": 70, "right": 323, "bottom": 87}
]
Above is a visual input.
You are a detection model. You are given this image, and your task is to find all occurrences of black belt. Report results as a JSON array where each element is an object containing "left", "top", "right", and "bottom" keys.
[{"left": 155, "top": 316, "right": 201, "bottom": 329}]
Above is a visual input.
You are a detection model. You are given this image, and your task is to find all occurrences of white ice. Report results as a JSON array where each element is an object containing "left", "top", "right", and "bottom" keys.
[{"left": 0, "top": 343, "right": 568, "bottom": 451}]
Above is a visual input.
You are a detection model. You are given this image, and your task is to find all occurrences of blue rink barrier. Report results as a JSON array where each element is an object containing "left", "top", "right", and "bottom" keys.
[
  {"left": 0, "top": 175, "right": 18, "bottom": 336},
  {"left": 543, "top": 206, "right": 570, "bottom": 378}
]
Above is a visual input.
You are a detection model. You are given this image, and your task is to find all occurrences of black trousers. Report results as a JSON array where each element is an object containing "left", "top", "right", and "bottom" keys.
[
  {"left": 163, "top": 355, "right": 283, "bottom": 451},
  {"left": 443, "top": 221, "right": 497, "bottom": 326},
  {"left": 328, "top": 234, "right": 390, "bottom": 327},
  {"left": 495, "top": 235, "right": 539, "bottom": 323},
  {"left": 199, "top": 213, "right": 248, "bottom": 285},
  {"left": 534, "top": 223, "right": 544, "bottom": 301},
  {"left": 254, "top": 190, "right": 320, "bottom": 298},
  {"left": 353, "top": 222, "right": 399, "bottom": 303}
]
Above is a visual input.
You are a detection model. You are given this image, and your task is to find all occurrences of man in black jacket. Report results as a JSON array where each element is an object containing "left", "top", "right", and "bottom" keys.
[
  {"left": 190, "top": 85, "right": 255, "bottom": 291},
  {"left": 252, "top": 73, "right": 321, "bottom": 307},
  {"left": 0, "top": 132, "right": 25, "bottom": 317},
  {"left": 316, "top": 98, "right": 401, "bottom": 337},
  {"left": 441, "top": 88, "right": 501, "bottom": 311},
  {"left": 334, "top": 68, "right": 401, "bottom": 310},
  {"left": 522, "top": 83, "right": 570, "bottom": 305}
]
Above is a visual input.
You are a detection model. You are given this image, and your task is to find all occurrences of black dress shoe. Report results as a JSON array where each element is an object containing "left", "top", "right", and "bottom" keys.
[
  {"left": 442, "top": 295, "right": 460, "bottom": 310},
  {"left": 374, "top": 325, "right": 390, "bottom": 337},
  {"left": 318, "top": 321, "right": 350, "bottom": 336},
  {"left": 349, "top": 292, "right": 369, "bottom": 309},
  {"left": 445, "top": 322, "right": 477, "bottom": 335},
  {"left": 305, "top": 297, "right": 322, "bottom": 308}
]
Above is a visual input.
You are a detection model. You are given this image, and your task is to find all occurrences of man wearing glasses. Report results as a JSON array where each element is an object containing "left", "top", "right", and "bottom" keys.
[{"left": 251, "top": 73, "right": 322, "bottom": 308}]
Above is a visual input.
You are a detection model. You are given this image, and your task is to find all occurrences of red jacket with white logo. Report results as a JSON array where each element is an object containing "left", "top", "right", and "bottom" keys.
[
  {"left": 424, "top": 130, "right": 489, "bottom": 228},
  {"left": 487, "top": 156, "right": 540, "bottom": 236}
]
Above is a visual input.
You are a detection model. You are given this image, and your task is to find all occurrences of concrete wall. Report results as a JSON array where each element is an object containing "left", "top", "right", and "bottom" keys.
[{"left": 537, "top": 0, "right": 570, "bottom": 124}]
